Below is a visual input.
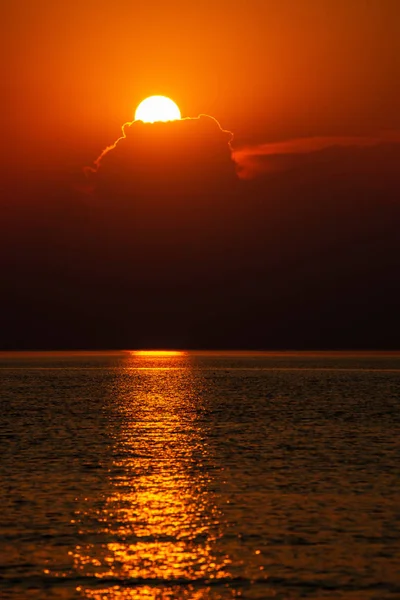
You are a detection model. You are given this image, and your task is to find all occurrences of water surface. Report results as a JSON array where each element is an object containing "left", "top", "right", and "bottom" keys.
[{"left": 1, "top": 352, "right": 399, "bottom": 599}]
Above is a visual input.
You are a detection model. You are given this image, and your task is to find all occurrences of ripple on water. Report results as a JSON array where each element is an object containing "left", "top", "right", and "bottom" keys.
[{"left": 0, "top": 352, "right": 399, "bottom": 599}]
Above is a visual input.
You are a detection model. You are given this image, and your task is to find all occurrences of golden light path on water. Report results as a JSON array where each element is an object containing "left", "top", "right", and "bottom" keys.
[
  {"left": 73, "top": 352, "right": 232, "bottom": 599},
  {"left": 130, "top": 351, "right": 186, "bottom": 358}
]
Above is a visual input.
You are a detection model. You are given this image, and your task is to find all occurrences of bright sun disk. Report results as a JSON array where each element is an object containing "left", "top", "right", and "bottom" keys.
[{"left": 135, "top": 96, "right": 181, "bottom": 123}]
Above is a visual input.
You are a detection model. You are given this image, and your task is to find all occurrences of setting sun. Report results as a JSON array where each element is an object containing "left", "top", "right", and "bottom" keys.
[{"left": 134, "top": 96, "right": 181, "bottom": 123}]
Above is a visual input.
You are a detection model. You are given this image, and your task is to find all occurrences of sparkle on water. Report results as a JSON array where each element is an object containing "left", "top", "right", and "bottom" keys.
[
  {"left": 1, "top": 351, "right": 400, "bottom": 599},
  {"left": 131, "top": 350, "right": 186, "bottom": 357}
]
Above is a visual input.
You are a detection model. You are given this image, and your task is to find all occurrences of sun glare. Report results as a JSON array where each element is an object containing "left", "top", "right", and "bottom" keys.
[
  {"left": 134, "top": 96, "right": 181, "bottom": 123},
  {"left": 131, "top": 350, "right": 185, "bottom": 357}
]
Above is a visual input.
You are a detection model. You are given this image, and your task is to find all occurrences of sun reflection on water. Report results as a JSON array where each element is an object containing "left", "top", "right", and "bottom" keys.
[
  {"left": 73, "top": 353, "right": 232, "bottom": 598},
  {"left": 130, "top": 350, "right": 186, "bottom": 357}
]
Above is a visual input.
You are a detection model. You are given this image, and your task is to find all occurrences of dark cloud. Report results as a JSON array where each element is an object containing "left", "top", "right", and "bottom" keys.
[
  {"left": 2, "top": 121, "right": 400, "bottom": 350},
  {"left": 80, "top": 115, "right": 245, "bottom": 289},
  {"left": 233, "top": 132, "right": 400, "bottom": 178},
  {"left": 87, "top": 115, "right": 236, "bottom": 193}
]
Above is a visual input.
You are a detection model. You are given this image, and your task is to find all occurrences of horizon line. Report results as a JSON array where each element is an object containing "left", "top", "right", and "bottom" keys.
[{"left": 1, "top": 349, "right": 400, "bottom": 357}]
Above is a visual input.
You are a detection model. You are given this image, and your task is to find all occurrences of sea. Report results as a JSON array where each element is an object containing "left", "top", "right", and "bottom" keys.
[{"left": 1, "top": 351, "right": 399, "bottom": 600}]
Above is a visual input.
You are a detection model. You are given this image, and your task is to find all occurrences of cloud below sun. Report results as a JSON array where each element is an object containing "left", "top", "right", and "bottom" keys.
[
  {"left": 85, "top": 96, "right": 400, "bottom": 191},
  {"left": 85, "top": 110, "right": 237, "bottom": 199}
]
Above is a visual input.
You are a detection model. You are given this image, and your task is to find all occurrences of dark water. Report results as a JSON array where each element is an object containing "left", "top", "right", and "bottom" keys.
[{"left": 1, "top": 352, "right": 400, "bottom": 599}]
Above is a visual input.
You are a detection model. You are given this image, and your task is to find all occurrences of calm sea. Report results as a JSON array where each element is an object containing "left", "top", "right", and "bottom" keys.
[{"left": 1, "top": 352, "right": 399, "bottom": 599}]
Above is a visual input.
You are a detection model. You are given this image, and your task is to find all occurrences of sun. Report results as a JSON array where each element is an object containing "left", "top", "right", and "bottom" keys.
[{"left": 134, "top": 96, "right": 181, "bottom": 123}]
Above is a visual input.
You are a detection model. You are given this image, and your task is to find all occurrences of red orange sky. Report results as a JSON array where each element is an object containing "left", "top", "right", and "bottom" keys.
[
  {"left": 4, "top": 0, "right": 400, "bottom": 177},
  {"left": 2, "top": 0, "right": 400, "bottom": 351}
]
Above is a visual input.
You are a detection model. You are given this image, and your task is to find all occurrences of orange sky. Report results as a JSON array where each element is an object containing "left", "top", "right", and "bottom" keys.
[
  {"left": 4, "top": 0, "right": 400, "bottom": 176},
  {"left": 2, "top": 0, "right": 400, "bottom": 351}
]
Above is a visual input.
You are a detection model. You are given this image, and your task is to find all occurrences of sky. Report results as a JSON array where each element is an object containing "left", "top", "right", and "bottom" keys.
[{"left": 2, "top": 0, "right": 400, "bottom": 349}]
